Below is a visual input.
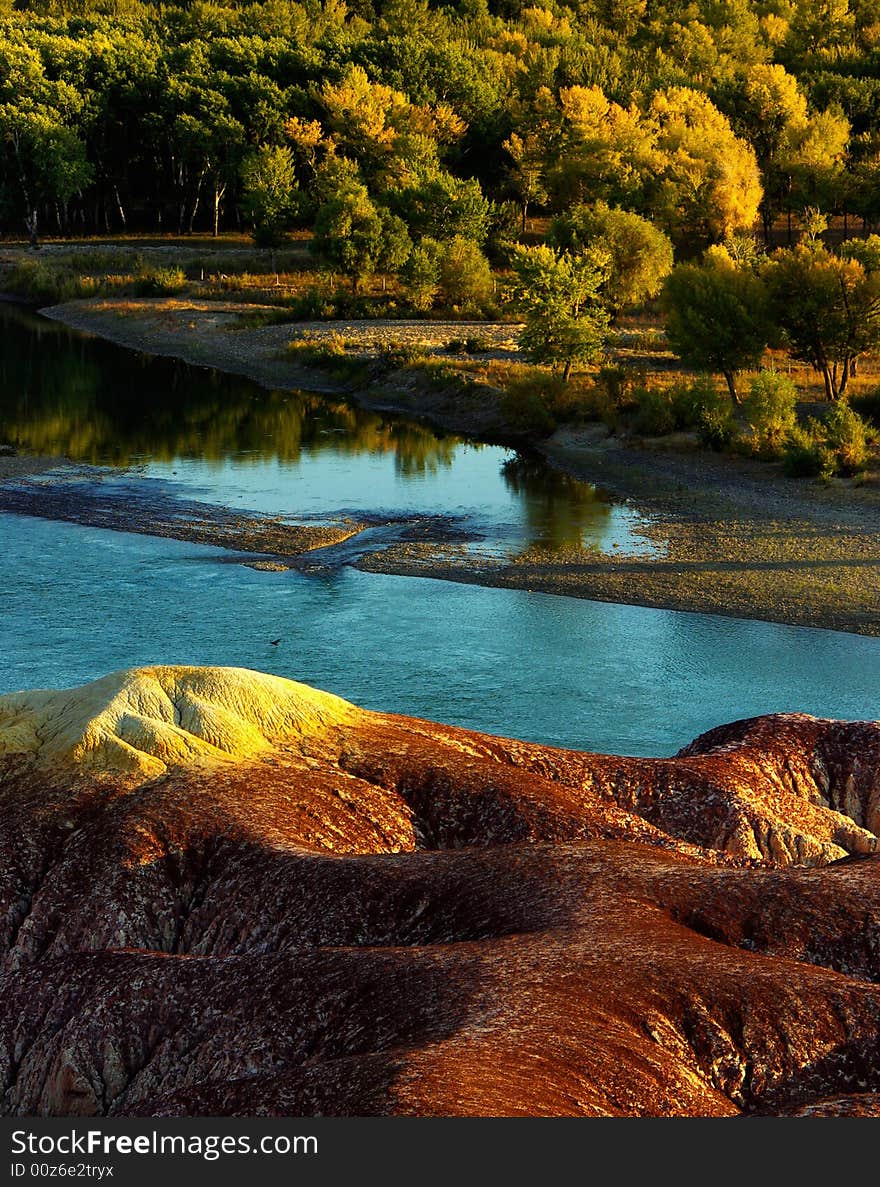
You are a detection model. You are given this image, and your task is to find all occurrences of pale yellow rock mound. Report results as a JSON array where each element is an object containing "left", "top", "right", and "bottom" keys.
[{"left": 0, "top": 665, "right": 359, "bottom": 779}]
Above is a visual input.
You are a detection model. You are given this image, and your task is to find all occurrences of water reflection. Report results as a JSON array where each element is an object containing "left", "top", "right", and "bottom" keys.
[
  {"left": 0, "top": 302, "right": 649, "bottom": 555},
  {"left": 501, "top": 453, "right": 617, "bottom": 552},
  {"left": 0, "top": 305, "right": 458, "bottom": 473}
]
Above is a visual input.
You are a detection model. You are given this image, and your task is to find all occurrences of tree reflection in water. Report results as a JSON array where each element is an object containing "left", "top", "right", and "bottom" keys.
[
  {"left": 500, "top": 453, "right": 612, "bottom": 552},
  {"left": 0, "top": 303, "right": 458, "bottom": 474}
]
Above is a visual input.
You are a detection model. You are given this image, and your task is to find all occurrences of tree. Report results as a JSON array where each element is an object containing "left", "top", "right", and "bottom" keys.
[
  {"left": 312, "top": 184, "right": 384, "bottom": 290},
  {"left": 719, "top": 64, "right": 812, "bottom": 239},
  {"left": 240, "top": 145, "right": 297, "bottom": 264},
  {"left": 0, "top": 105, "right": 92, "bottom": 244},
  {"left": 402, "top": 238, "right": 442, "bottom": 311},
  {"left": 547, "top": 202, "right": 674, "bottom": 319},
  {"left": 551, "top": 84, "right": 658, "bottom": 211},
  {"left": 662, "top": 251, "right": 770, "bottom": 403},
  {"left": 439, "top": 236, "right": 493, "bottom": 308},
  {"left": 763, "top": 244, "right": 880, "bottom": 400},
  {"left": 648, "top": 87, "right": 763, "bottom": 245},
  {"left": 507, "top": 245, "right": 610, "bottom": 381},
  {"left": 386, "top": 169, "right": 490, "bottom": 243},
  {"left": 503, "top": 130, "right": 548, "bottom": 234}
]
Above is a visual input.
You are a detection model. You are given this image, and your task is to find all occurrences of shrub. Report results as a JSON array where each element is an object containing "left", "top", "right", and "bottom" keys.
[
  {"left": 668, "top": 375, "right": 728, "bottom": 430},
  {"left": 286, "top": 287, "right": 330, "bottom": 320},
  {"left": 632, "top": 386, "right": 676, "bottom": 436},
  {"left": 824, "top": 404, "right": 871, "bottom": 475},
  {"left": 287, "top": 333, "right": 349, "bottom": 365},
  {"left": 849, "top": 390, "right": 880, "bottom": 428},
  {"left": 743, "top": 370, "right": 798, "bottom": 452},
  {"left": 3, "top": 259, "right": 87, "bottom": 303},
  {"left": 134, "top": 266, "right": 187, "bottom": 296},
  {"left": 501, "top": 375, "right": 559, "bottom": 435},
  {"left": 783, "top": 424, "right": 835, "bottom": 479},
  {"left": 697, "top": 404, "right": 737, "bottom": 451},
  {"left": 595, "top": 365, "right": 630, "bottom": 407},
  {"left": 630, "top": 376, "right": 730, "bottom": 438},
  {"left": 447, "top": 335, "right": 495, "bottom": 356},
  {"left": 379, "top": 342, "right": 429, "bottom": 369}
]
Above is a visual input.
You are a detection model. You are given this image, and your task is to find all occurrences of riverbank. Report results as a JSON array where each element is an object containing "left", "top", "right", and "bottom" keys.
[{"left": 30, "top": 297, "right": 880, "bottom": 637}]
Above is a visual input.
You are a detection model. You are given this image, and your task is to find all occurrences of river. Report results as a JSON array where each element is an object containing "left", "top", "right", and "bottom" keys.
[{"left": 1, "top": 301, "right": 878, "bottom": 756}]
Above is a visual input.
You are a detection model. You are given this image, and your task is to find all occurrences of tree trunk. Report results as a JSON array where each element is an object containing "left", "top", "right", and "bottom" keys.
[
  {"left": 839, "top": 357, "right": 852, "bottom": 399},
  {"left": 822, "top": 365, "right": 834, "bottom": 402},
  {"left": 722, "top": 369, "right": 740, "bottom": 405},
  {"left": 188, "top": 169, "right": 207, "bottom": 234},
  {"left": 562, "top": 359, "right": 572, "bottom": 383},
  {"left": 212, "top": 180, "right": 226, "bottom": 238},
  {"left": 522, "top": 201, "right": 528, "bottom": 235},
  {"left": 114, "top": 185, "right": 127, "bottom": 228},
  {"left": 761, "top": 202, "right": 772, "bottom": 245},
  {"left": 26, "top": 206, "right": 38, "bottom": 249}
]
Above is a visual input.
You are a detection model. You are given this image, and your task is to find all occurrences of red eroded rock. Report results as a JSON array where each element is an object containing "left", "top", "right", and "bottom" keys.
[{"left": 1, "top": 666, "right": 879, "bottom": 1117}]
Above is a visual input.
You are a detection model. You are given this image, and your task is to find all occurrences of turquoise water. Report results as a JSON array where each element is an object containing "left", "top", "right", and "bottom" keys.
[
  {"left": 3, "top": 511, "right": 878, "bottom": 757},
  {"left": 1, "top": 303, "right": 878, "bottom": 756}
]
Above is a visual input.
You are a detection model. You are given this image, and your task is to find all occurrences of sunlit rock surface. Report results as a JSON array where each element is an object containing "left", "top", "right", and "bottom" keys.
[{"left": 1, "top": 666, "right": 880, "bottom": 1117}]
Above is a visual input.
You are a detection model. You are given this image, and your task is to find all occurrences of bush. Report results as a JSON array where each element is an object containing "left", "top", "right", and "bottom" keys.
[
  {"left": 632, "top": 386, "right": 676, "bottom": 436},
  {"left": 668, "top": 376, "right": 728, "bottom": 430},
  {"left": 2, "top": 259, "right": 102, "bottom": 303},
  {"left": 501, "top": 385, "right": 556, "bottom": 435},
  {"left": 287, "top": 287, "right": 331, "bottom": 320},
  {"left": 849, "top": 390, "right": 880, "bottom": 428},
  {"left": 824, "top": 404, "right": 871, "bottom": 475},
  {"left": 287, "top": 333, "right": 349, "bottom": 365},
  {"left": 134, "top": 266, "right": 187, "bottom": 296},
  {"left": 783, "top": 424, "right": 835, "bottom": 479},
  {"left": 697, "top": 404, "right": 737, "bottom": 451},
  {"left": 630, "top": 376, "right": 731, "bottom": 439},
  {"left": 447, "top": 335, "right": 494, "bottom": 355},
  {"left": 378, "top": 342, "right": 429, "bottom": 369},
  {"left": 744, "top": 370, "right": 798, "bottom": 452},
  {"left": 595, "top": 365, "right": 631, "bottom": 407}
]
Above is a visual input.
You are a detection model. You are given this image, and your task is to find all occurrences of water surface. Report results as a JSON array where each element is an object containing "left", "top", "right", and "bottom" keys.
[{"left": 1, "top": 304, "right": 878, "bottom": 756}]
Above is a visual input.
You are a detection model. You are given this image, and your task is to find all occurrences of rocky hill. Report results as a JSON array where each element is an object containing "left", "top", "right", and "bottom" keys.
[{"left": 1, "top": 665, "right": 879, "bottom": 1116}]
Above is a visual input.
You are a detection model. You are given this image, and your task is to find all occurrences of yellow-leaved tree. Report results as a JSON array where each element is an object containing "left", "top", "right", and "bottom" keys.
[{"left": 649, "top": 87, "right": 763, "bottom": 246}]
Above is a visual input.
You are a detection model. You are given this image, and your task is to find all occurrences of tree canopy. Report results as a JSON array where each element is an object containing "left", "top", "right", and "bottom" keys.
[{"left": 0, "top": 0, "right": 872, "bottom": 245}]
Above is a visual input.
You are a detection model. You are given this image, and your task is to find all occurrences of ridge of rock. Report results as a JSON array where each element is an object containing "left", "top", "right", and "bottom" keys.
[{"left": 0, "top": 665, "right": 358, "bottom": 778}]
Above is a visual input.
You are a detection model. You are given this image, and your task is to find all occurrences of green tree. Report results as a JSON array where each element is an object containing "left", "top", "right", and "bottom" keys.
[
  {"left": 663, "top": 251, "right": 770, "bottom": 403},
  {"left": 402, "top": 238, "right": 442, "bottom": 311},
  {"left": 240, "top": 145, "right": 297, "bottom": 263},
  {"left": 0, "top": 106, "right": 92, "bottom": 244},
  {"left": 387, "top": 170, "right": 490, "bottom": 244},
  {"left": 763, "top": 244, "right": 880, "bottom": 400},
  {"left": 439, "top": 236, "right": 493, "bottom": 308},
  {"left": 507, "top": 244, "right": 610, "bottom": 381},
  {"left": 547, "top": 202, "right": 673, "bottom": 319},
  {"left": 503, "top": 129, "right": 549, "bottom": 233}
]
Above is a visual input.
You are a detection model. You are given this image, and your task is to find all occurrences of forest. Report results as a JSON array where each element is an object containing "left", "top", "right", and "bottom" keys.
[
  {"left": 7, "top": 0, "right": 880, "bottom": 478},
  {"left": 1, "top": 0, "right": 877, "bottom": 245}
]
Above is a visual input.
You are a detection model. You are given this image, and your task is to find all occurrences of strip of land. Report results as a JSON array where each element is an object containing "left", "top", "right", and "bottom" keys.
[{"left": 25, "top": 297, "right": 880, "bottom": 636}]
